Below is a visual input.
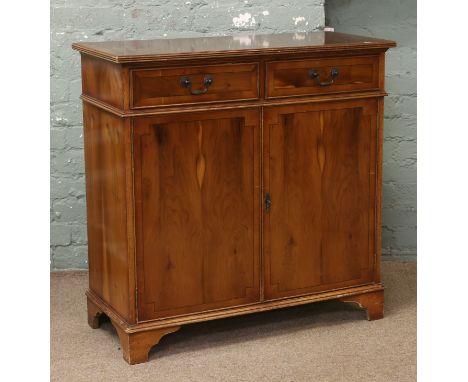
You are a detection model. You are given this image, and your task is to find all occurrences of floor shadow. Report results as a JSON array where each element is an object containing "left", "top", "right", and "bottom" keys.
[{"left": 149, "top": 300, "right": 368, "bottom": 360}]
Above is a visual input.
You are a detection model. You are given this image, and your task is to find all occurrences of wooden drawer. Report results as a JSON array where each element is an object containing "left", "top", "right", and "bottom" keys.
[
  {"left": 266, "top": 56, "right": 379, "bottom": 98},
  {"left": 130, "top": 63, "right": 258, "bottom": 108}
]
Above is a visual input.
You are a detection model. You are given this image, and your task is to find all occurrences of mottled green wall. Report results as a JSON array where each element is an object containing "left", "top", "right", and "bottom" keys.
[{"left": 326, "top": 0, "right": 417, "bottom": 259}]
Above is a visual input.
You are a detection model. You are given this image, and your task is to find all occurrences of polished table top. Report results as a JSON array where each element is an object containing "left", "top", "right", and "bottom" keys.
[{"left": 72, "top": 31, "right": 396, "bottom": 63}]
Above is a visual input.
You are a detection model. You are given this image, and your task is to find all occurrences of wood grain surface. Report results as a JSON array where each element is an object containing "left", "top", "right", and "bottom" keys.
[
  {"left": 131, "top": 63, "right": 258, "bottom": 108},
  {"left": 266, "top": 55, "right": 379, "bottom": 98},
  {"left": 72, "top": 31, "right": 395, "bottom": 63},
  {"left": 82, "top": 103, "right": 133, "bottom": 321},
  {"left": 264, "top": 99, "right": 378, "bottom": 300},
  {"left": 133, "top": 109, "right": 261, "bottom": 321},
  {"left": 75, "top": 31, "right": 394, "bottom": 363}
]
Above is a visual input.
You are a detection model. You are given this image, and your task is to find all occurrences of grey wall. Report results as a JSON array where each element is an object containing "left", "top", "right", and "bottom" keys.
[
  {"left": 50, "top": 0, "right": 325, "bottom": 270},
  {"left": 326, "top": 0, "right": 417, "bottom": 259}
]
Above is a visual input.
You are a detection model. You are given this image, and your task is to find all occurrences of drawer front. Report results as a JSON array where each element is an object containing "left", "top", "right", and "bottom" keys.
[
  {"left": 266, "top": 56, "right": 379, "bottom": 98},
  {"left": 131, "top": 63, "right": 258, "bottom": 108}
]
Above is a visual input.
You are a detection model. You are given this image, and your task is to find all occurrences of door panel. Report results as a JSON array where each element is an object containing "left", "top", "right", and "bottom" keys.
[
  {"left": 264, "top": 99, "right": 378, "bottom": 300},
  {"left": 133, "top": 109, "right": 260, "bottom": 321}
]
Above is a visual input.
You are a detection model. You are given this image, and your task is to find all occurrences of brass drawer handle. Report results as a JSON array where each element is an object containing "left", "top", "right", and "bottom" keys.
[
  {"left": 180, "top": 75, "right": 214, "bottom": 95},
  {"left": 308, "top": 68, "right": 339, "bottom": 86}
]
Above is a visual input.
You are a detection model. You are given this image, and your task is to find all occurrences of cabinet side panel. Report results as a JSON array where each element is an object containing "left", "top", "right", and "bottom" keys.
[
  {"left": 83, "top": 103, "right": 131, "bottom": 321},
  {"left": 81, "top": 55, "right": 124, "bottom": 109},
  {"left": 374, "top": 97, "right": 385, "bottom": 283}
]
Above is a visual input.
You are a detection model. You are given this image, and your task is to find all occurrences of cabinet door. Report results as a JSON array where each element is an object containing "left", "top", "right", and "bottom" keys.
[
  {"left": 264, "top": 99, "right": 379, "bottom": 300},
  {"left": 133, "top": 109, "right": 260, "bottom": 321}
]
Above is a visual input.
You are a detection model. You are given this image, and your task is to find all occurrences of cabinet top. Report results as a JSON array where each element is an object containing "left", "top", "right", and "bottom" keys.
[{"left": 72, "top": 31, "right": 396, "bottom": 63}]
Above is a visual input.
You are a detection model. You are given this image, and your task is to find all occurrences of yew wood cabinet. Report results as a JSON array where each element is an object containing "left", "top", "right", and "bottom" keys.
[{"left": 72, "top": 32, "right": 396, "bottom": 364}]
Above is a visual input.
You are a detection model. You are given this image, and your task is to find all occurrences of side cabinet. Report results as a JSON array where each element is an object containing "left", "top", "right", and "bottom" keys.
[{"left": 73, "top": 31, "right": 395, "bottom": 364}]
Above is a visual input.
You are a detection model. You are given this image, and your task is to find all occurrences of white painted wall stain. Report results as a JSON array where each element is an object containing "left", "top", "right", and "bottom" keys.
[
  {"left": 50, "top": 0, "right": 326, "bottom": 270},
  {"left": 293, "top": 16, "right": 306, "bottom": 25},
  {"left": 233, "top": 12, "right": 256, "bottom": 28}
]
